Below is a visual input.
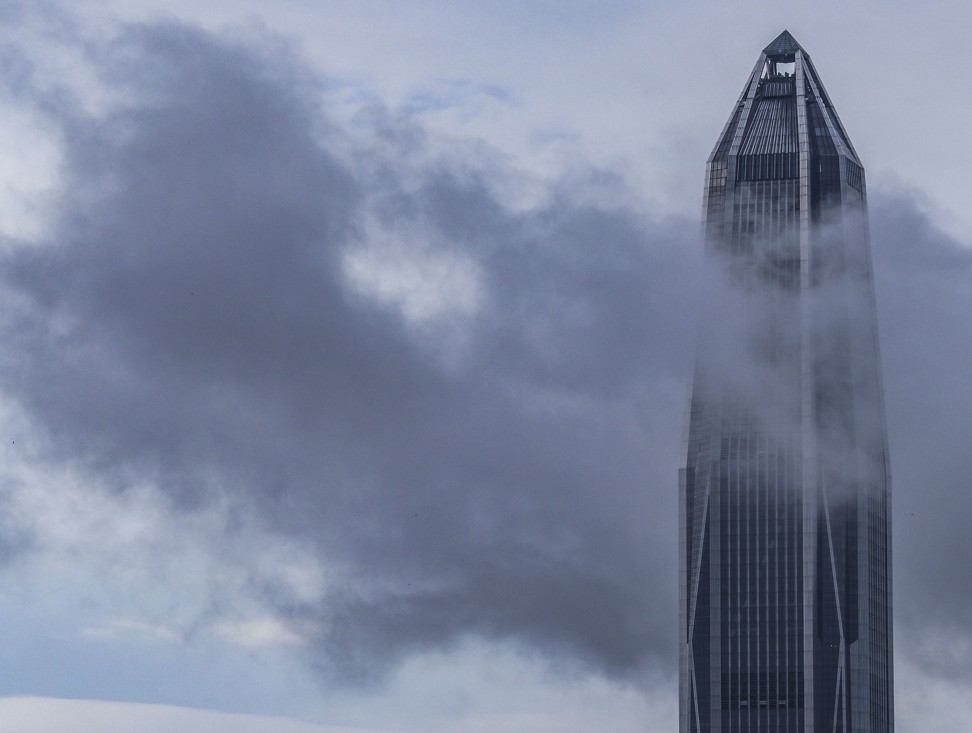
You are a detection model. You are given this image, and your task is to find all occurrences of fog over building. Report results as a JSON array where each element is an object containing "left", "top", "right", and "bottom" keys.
[{"left": 679, "top": 31, "right": 893, "bottom": 732}]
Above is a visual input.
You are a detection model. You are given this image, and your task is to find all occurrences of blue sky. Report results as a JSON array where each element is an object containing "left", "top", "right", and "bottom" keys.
[{"left": 0, "top": 2, "right": 970, "bottom": 731}]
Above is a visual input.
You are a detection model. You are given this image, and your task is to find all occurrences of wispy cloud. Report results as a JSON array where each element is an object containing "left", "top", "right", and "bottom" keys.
[
  {"left": 210, "top": 617, "right": 315, "bottom": 647},
  {"left": 81, "top": 619, "right": 181, "bottom": 644}
]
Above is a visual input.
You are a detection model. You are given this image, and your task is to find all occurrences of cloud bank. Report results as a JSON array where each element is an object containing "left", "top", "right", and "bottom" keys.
[{"left": 0, "top": 18, "right": 699, "bottom": 683}]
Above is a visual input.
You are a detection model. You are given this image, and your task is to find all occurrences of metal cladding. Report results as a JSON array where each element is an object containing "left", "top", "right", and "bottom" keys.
[{"left": 679, "top": 31, "right": 893, "bottom": 733}]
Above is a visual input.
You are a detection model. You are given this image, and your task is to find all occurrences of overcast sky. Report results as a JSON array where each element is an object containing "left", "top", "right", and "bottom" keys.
[{"left": 0, "top": 2, "right": 970, "bottom": 732}]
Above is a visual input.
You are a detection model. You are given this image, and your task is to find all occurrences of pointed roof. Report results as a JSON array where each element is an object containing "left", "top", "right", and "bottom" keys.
[{"left": 764, "top": 30, "right": 802, "bottom": 56}]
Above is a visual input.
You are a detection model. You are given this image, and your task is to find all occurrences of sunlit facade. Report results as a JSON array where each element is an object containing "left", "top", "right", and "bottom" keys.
[{"left": 679, "top": 31, "right": 893, "bottom": 733}]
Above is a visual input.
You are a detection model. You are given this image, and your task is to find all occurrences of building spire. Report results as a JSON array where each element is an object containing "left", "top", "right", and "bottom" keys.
[{"left": 763, "top": 29, "right": 802, "bottom": 56}]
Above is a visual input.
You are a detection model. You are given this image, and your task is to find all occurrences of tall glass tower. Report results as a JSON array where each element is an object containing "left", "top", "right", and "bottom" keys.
[{"left": 679, "top": 31, "right": 893, "bottom": 733}]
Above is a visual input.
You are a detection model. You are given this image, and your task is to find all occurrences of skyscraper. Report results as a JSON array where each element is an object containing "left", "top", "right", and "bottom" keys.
[{"left": 679, "top": 31, "right": 893, "bottom": 733}]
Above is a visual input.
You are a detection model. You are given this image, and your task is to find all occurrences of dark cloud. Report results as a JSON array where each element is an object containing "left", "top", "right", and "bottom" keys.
[
  {"left": 0, "top": 20, "right": 699, "bottom": 681},
  {"left": 870, "top": 192, "right": 972, "bottom": 654},
  {"left": 0, "top": 16, "right": 967, "bottom": 690}
]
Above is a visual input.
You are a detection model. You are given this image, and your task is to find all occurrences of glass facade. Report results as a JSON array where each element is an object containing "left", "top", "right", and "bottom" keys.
[{"left": 679, "top": 31, "right": 893, "bottom": 733}]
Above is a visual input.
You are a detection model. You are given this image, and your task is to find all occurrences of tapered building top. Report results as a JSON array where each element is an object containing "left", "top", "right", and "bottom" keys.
[
  {"left": 714, "top": 30, "right": 858, "bottom": 160},
  {"left": 703, "top": 30, "right": 864, "bottom": 247}
]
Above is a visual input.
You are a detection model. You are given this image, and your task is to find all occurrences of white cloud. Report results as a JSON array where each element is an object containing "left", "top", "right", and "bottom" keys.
[
  {"left": 0, "top": 391, "right": 329, "bottom": 626},
  {"left": 316, "top": 640, "right": 674, "bottom": 733},
  {"left": 0, "top": 698, "right": 392, "bottom": 733},
  {"left": 343, "top": 227, "right": 485, "bottom": 326},
  {"left": 210, "top": 617, "right": 315, "bottom": 647}
]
